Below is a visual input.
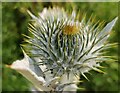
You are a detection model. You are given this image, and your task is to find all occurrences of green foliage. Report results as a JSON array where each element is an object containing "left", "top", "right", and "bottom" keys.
[{"left": 2, "top": 2, "right": 118, "bottom": 92}]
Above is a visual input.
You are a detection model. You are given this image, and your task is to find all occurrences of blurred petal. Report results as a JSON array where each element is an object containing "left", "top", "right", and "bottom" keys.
[
  {"left": 10, "top": 50, "right": 52, "bottom": 91},
  {"left": 97, "top": 17, "right": 118, "bottom": 43}
]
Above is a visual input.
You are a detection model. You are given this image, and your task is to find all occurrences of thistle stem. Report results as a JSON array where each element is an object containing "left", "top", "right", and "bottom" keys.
[{"left": 60, "top": 72, "right": 79, "bottom": 92}]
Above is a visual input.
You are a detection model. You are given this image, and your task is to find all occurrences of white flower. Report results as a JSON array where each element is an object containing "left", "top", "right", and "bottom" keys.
[{"left": 10, "top": 7, "right": 117, "bottom": 92}]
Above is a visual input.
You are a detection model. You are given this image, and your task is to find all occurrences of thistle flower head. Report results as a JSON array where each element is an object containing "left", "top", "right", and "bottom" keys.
[{"left": 11, "top": 7, "right": 117, "bottom": 91}]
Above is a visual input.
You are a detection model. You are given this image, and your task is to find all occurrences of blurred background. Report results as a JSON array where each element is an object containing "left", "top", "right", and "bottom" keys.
[{"left": 2, "top": 2, "right": 118, "bottom": 92}]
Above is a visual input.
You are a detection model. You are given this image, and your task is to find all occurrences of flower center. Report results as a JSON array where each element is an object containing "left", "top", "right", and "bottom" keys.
[{"left": 63, "top": 24, "right": 79, "bottom": 35}]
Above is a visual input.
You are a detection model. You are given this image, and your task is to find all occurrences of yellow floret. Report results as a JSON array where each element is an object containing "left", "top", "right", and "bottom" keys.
[{"left": 63, "top": 24, "right": 79, "bottom": 35}]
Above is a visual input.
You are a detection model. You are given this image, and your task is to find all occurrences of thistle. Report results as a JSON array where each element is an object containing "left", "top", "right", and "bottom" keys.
[{"left": 9, "top": 7, "right": 117, "bottom": 92}]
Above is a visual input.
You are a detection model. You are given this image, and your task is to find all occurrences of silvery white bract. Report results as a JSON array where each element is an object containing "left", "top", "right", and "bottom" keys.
[{"left": 10, "top": 7, "right": 118, "bottom": 92}]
